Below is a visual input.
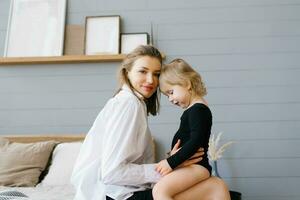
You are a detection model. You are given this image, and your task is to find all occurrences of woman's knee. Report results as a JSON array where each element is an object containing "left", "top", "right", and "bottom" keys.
[
  {"left": 210, "top": 177, "right": 230, "bottom": 199},
  {"left": 213, "top": 176, "right": 229, "bottom": 190}
]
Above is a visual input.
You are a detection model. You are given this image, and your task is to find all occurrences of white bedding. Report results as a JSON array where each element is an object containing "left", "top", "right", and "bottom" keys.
[{"left": 0, "top": 185, "right": 75, "bottom": 200}]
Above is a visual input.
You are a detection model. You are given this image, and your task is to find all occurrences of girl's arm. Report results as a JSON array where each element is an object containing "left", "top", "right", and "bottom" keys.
[
  {"left": 166, "top": 106, "right": 211, "bottom": 169},
  {"left": 156, "top": 140, "right": 205, "bottom": 176}
]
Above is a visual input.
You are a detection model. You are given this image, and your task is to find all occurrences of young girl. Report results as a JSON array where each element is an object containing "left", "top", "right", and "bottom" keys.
[{"left": 153, "top": 59, "right": 213, "bottom": 200}]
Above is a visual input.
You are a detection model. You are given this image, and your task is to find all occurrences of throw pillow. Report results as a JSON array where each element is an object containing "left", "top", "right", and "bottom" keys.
[
  {"left": 39, "top": 142, "right": 82, "bottom": 186},
  {"left": 0, "top": 137, "right": 56, "bottom": 186}
]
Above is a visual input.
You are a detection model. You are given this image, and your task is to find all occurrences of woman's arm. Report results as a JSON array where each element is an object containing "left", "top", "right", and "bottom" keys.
[{"left": 101, "top": 97, "right": 160, "bottom": 186}]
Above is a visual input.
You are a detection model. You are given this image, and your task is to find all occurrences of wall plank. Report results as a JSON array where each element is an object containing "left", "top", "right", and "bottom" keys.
[
  {"left": 150, "top": 104, "right": 300, "bottom": 124},
  {"left": 158, "top": 37, "right": 300, "bottom": 55},
  {"left": 157, "top": 21, "right": 300, "bottom": 40},
  {"left": 224, "top": 177, "right": 300, "bottom": 196}
]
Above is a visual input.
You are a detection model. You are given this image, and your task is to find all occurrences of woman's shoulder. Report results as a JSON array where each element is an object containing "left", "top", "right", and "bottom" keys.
[
  {"left": 116, "top": 88, "right": 141, "bottom": 102},
  {"left": 110, "top": 88, "right": 144, "bottom": 110}
]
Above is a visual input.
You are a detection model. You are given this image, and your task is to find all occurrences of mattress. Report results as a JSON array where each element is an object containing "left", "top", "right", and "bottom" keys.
[{"left": 0, "top": 185, "right": 75, "bottom": 200}]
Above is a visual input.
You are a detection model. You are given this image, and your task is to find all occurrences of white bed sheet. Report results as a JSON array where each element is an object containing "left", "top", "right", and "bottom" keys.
[{"left": 0, "top": 185, "right": 75, "bottom": 200}]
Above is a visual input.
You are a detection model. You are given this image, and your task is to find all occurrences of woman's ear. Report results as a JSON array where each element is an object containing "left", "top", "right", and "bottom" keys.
[{"left": 123, "top": 68, "right": 130, "bottom": 78}]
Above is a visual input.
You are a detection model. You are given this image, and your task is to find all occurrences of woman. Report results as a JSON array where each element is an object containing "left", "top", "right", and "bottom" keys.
[{"left": 71, "top": 45, "right": 230, "bottom": 200}]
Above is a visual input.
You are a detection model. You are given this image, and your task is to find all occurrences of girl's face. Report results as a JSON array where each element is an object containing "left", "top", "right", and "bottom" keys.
[
  {"left": 161, "top": 83, "right": 191, "bottom": 109},
  {"left": 127, "top": 56, "right": 161, "bottom": 98}
]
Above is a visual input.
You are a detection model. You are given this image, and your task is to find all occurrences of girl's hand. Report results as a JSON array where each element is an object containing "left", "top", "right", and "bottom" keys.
[{"left": 155, "top": 159, "right": 172, "bottom": 176}]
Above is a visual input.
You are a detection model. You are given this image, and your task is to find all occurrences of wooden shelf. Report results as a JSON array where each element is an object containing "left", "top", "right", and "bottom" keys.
[
  {"left": 0, "top": 54, "right": 127, "bottom": 65},
  {"left": 0, "top": 53, "right": 166, "bottom": 65}
]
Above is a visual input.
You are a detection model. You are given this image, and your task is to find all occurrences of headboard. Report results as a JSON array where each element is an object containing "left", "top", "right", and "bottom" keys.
[
  {"left": 2, "top": 134, "right": 86, "bottom": 143},
  {"left": 2, "top": 134, "right": 156, "bottom": 161}
]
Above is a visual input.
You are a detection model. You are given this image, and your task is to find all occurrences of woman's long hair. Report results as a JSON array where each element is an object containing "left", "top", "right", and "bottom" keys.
[{"left": 115, "top": 45, "right": 162, "bottom": 116}]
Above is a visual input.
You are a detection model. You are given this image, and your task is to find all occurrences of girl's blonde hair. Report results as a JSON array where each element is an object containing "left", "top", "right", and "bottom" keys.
[
  {"left": 160, "top": 58, "right": 207, "bottom": 97},
  {"left": 116, "top": 45, "right": 162, "bottom": 116}
]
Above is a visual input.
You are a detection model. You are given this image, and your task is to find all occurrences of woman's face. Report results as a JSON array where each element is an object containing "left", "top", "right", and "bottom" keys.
[{"left": 127, "top": 56, "right": 161, "bottom": 98}]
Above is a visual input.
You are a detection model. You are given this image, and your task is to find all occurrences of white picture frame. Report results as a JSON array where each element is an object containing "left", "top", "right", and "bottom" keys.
[
  {"left": 4, "top": 0, "right": 67, "bottom": 57},
  {"left": 84, "top": 15, "right": 120, "bottom": 55},
  {"left": 121, "top": 33, "right": 150, "bottom": 54}
]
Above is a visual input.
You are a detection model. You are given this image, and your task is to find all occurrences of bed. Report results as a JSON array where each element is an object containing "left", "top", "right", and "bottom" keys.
[
  {"left": 0, "top": 134, "right": 85, "bottom": 200},
  {"left": 0, "top": 134, "right": 156, "bottom": 200}
]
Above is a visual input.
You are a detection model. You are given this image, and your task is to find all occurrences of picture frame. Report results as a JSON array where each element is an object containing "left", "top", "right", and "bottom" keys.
[
  {"left": 121, "top": 33, "right": 150, "bottom": 54},
  {"left": 4, "top": 0, "right": 67, "bottom": 57},
  {"left": 84, "top": 15, "right": 120, "bottom": 55},
  {"left": 64, "top": 25, "right": 85, "bottom": 55}
]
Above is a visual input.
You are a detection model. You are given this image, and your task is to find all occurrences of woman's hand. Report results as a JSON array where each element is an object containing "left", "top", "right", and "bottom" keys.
[
  {"left": 178, "top": 148, "right": 204, "bottom": 168},
  {"left": 170, "top": 139, "right": 181, "bottom": 156},
  {"left": 167, "top": 139, "right": 205, "bottom": 168},
  {"left": 155, "top": 159, "right": 172, "bottom": 176}
]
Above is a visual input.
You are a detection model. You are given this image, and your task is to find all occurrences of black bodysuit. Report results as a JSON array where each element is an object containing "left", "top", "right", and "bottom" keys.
[{"left": 166, "top": 103, "right": 212, "bottom": 174}]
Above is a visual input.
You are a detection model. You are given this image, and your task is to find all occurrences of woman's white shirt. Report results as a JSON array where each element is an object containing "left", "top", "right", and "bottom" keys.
[{"left": 71, "top": 85, "right": 161, "bottom": 200}]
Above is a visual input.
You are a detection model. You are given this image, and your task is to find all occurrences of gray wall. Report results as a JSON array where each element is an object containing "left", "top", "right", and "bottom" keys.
[{"left": 1, "top": 0, "right": 300, "bottom": 199}]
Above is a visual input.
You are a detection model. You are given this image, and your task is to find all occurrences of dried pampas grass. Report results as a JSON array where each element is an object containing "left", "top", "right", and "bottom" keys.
[{"left": 208, "top": 132, "right": 234, "bottom": 161}]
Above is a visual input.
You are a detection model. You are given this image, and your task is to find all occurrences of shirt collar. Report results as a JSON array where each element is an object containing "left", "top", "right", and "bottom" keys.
[{"left": 122, "top": 84, "right": 144, "bottom": 100}]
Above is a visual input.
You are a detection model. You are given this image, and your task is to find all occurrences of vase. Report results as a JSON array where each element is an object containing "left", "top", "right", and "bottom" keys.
[{"left": 212, "top": 160, "right": 221, "bottom": 178}]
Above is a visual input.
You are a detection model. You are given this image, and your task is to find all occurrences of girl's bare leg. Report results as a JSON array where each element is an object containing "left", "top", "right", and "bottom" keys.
[
  {"left": 152, "top": 165, "right": 210, "bottom": 200},
  {"left": 174, "top": 176, "right": 231, "bottom": 200}
]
